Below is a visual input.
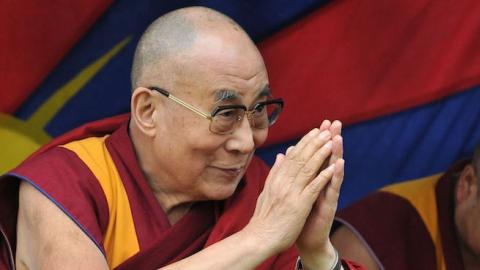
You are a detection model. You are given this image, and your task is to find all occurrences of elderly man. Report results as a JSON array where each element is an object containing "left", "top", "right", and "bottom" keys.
[
  {"left": 332, "top": 142, "right": 480, "bottom": 270},
  {"left": 0, "top": 7, "right": 362, "bottom": 270}
]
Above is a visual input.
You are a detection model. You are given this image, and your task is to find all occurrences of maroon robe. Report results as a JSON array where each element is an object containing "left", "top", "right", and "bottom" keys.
[
  {"left": 1, "top": 114, "right": 362, "bottom": 270},
  {"left": 335, "top": 162, "right": 467, "bottom": 270},
  {"left": 1, "top": 114, "right": 298, "bottom": 269}
]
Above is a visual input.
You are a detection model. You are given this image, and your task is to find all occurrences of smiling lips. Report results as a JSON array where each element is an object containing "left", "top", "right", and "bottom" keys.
[{"left": 211, "top": 166, "right": 244, "bottom": 177}]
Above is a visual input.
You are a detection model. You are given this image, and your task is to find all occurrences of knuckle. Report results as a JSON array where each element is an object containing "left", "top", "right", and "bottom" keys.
[
  {"left": 294, "top": 158, "right": 308, "bottom": 168},
  {"left": 286, "top": 154, "right": 307, "bottom": 169},
  {"left": 299, "top": 165, "right": 316, "bottom": 177}
]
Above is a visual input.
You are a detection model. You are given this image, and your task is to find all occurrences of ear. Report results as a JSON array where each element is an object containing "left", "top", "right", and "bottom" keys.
[
  {"left": 456, "top": 164, "right": 478, "bottom": 204},
  {"left": 131, "top": 87, "right": 159, "bottom": 137}
]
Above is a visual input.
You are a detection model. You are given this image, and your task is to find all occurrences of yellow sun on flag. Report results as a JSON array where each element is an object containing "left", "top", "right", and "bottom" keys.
[{"left": 0, "top": 37, "right": 131, "bottom": 174}]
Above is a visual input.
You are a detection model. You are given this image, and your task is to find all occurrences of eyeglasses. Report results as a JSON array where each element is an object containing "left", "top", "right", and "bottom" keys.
[{"left": 148, "top": 87, "right": 284, "bottom": 135}]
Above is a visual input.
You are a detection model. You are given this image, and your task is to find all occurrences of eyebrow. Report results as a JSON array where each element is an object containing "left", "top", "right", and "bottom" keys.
[
  {"left": 213, "top": 85, "right": 272, "bottom": 103},
  {"left": 214, "top": 89, "right": 239, "bottom": 102},
  {"left": 257, "top": 85, "right": 272, "bottom": 98}
]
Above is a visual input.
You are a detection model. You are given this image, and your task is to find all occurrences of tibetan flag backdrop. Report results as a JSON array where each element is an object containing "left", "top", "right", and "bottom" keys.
[{"left": 1, "top": 0, "right": 479, "bottom": 208}]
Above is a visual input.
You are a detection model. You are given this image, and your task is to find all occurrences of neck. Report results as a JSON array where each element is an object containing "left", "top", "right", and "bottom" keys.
[
  {"left": 145, "top": 174, "right": 195, "bottom": 224},
  {"left": 164, "top": 202, "right": 194, "bottom": 224},
  {"left": 129, "top": 122, "right": 194, "bottom": 224}
]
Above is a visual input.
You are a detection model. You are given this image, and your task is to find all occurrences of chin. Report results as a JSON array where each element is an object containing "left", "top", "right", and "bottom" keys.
[
  {"left": 205, "top": 178, "right": 243, "bottom": 201},
  {"left": 208, "top": 185, "right": 239, "bottom": 200},
  {"left": 199, "top": 168, "right": 245, "bottom": 200}
]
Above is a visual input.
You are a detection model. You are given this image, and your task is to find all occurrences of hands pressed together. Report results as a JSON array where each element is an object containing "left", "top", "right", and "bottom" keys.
[
  {"left": 246, "top": 120, "right": 344, "bottom": 269},
  {"left": 158, "top": 120, "right": 345, "bottom": 270}
]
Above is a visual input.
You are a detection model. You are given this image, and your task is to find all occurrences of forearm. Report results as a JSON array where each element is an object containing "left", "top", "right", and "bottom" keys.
[{"left": 160, "top": 228, "right": 274, "bottom": 270}]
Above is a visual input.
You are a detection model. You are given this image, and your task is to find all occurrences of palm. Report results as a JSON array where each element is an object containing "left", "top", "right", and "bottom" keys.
[{"left": 297, "top": 120, "right": 344, "bottom": 254}]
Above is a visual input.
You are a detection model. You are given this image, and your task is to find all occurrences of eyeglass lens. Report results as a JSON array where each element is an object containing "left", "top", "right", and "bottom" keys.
[{"left": 210, "top": 103, "right": 282, "bottom": 134}]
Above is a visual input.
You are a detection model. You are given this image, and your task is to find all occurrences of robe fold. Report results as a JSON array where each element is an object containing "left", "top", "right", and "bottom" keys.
[{"left": 335, "top": 161, "right": 467, "bottom": 270}]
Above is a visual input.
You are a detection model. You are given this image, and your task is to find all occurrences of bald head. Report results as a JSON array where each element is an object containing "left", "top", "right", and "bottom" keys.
[{"left": 131, "top": 6, "right": 257, "bottom": 90}]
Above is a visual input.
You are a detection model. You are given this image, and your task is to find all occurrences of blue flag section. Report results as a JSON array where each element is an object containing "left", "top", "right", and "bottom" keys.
[
  {"left": 2, "top": 0, "right": 480, "bottom": 208},
  {"left": 258, "top": 86, "right": 480, "bottom": 208}
]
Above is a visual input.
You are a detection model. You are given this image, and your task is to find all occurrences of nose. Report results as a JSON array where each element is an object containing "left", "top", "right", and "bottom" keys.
[{"left": 224, "top": 115, "right": 255, "bottom": 154}]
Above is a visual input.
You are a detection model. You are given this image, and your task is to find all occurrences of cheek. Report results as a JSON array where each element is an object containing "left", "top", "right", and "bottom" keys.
[
  {"left": 458, "top": 202, "right": 480, "bottom": 255},
  {"left": 190, "top": 131, "right": 229, "bottom": 152},
  {"left": 170, "top": 115, "right": 222, "bottom": 150},
  {"left": 469, "top": 208, "right": 480, "bottom": 252},
  {"left": 157, "top": 118, "right": 218, "bottom": 166},
  {"left": 254, "top": 129, "right": 268, "bottom": 147}
]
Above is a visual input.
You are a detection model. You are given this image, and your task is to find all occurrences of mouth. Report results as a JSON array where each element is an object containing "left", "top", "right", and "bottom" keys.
[{"left": 210, "top": 166, "right": 244, "bottom": 177}]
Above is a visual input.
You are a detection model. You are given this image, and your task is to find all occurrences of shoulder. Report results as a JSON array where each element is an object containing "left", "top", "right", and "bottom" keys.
[
  {"left": 338, "top": 173, "right": 443, "bottom": 226},
  {"left": 337, "top": 190, "right": 415, "bottom": 223},
  {"left": 9, "top": 144, "right": 110, "bottom": 249},
  {"left": 12, "top": 145, "right": 98, "bottom": 186},
  {"left": 334, "top": 186, "right": 438, "bottom": 269},
  {"left": 336, "top": 189, "right": 432, "bottom": 241},
  {"left": 10, "top": 145, "right": 108, "bottom": 214}
]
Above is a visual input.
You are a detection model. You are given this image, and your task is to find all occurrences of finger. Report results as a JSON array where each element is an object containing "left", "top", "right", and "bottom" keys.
[
  {"left": 286, "top": 146, "right": 295, "bottom": 155},
  {"left": 304, "top": 163, "right": 336, "bottom": 199},
  {"left": 319, "top": 120, "right": 331, "bottom": 132},
  {"left": 327, "top": 120, "right": 342, "bottom": 166},
  {"left": 329, "top": 120, "right": 342, "bottom": 137},
  {"left": 286, "top": 128, "right": 321, "bottom": 160},
  {"left": 308, "top": 159, "right": 344, "bottom": 223},
  {"left": 325, "top": 158, "right": 345, "bottom": 205},
  {"left": 266, "top": 153, "right": 286, "bottom": 181},
  {"left": 296, "top": 140, "right": 333, "bottom": 188},
  {"left": 286, "top": 130, "right": 331, "bottom": 174},
  {"left": 329, "top": 135, "right": 343, "bottom": 166}
]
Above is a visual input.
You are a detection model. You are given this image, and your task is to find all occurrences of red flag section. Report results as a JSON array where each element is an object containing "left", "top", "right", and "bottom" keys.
[
  {"left": 261, "top": 0, "right": 480, "bottom": 145},
  {"left": 0, "top": 0, "right": 112, "bottom": 114}
]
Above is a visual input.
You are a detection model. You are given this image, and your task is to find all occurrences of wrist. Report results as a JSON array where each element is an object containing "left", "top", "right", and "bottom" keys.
[
  {"left": 297, "top": 242, "right": 341, "bottom": 270},
  {"left": 241, "top": 223, "right": 278, "bottom": 259}
]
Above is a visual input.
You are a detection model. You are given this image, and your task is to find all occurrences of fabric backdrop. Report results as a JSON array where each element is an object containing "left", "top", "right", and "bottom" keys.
[{"left": 1, "top": 0, "right": 479, "bottom": 207}]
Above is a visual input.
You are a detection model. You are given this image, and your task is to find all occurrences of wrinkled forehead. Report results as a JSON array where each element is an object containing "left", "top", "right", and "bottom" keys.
[{"left": 167, "top": 35, "right": 270, "bottom": 102}]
